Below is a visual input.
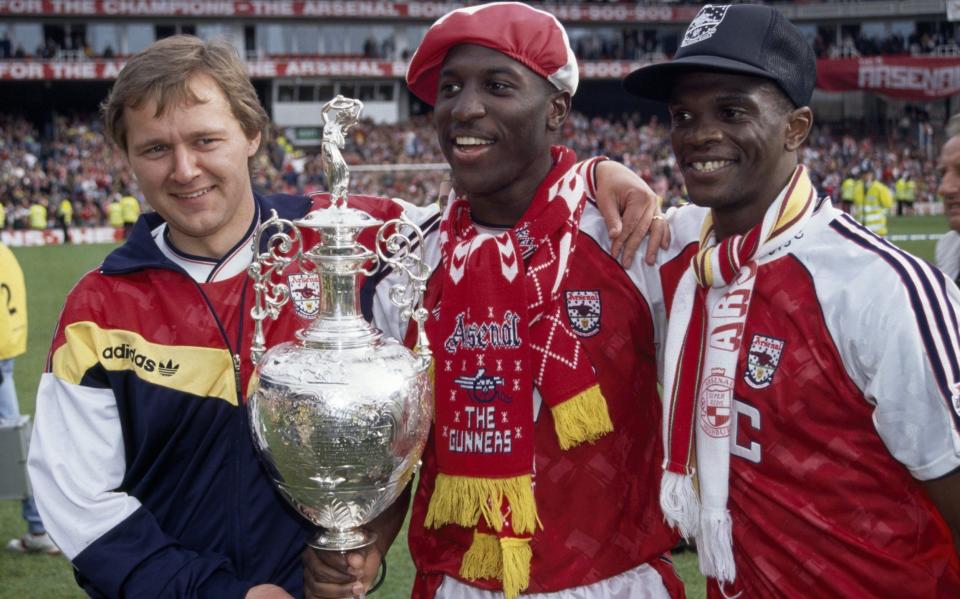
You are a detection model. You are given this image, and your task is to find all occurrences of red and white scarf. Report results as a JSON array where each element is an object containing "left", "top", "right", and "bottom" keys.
[
  {"left": 661, "top": 166, "right": 816, "bottom": 586},
  {"left": 425, "top": 147, "right": 613, "bottom": 597}
]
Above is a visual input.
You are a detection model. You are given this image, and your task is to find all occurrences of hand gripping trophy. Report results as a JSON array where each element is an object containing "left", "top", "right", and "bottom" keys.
[{"left": 246, "top": 96, "right": 433, "bottom": 565}]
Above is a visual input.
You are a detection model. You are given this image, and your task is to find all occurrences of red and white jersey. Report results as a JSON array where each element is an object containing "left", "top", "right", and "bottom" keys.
[
  {"left": 370, "top": 157, "right": 684, "bottom": 598},
  {"left": 663, "top": 199, "right": 960, "bottom": 598}
]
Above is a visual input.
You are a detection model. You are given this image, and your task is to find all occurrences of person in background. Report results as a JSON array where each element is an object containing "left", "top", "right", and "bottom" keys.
[
  {"left": 855, "top": 168, "right": 893, "bottom": 236},
  {"left": 119, "top": 191, "right": 140, "bottom": 238},
  {"left": 935, "top": 114, "right": 960, "bottom": 282},
  {"left": 839, "top": 167, "right": 862, "bottom": 214},
  {"left": 28, "top": 198, "right": 46, "bottom": 230},
  {"left": 106, "top": 193, "right": 123, "bottom": 230},
  {"left": 0, "top": 242, "right": 59, "bottom": 555},
  {"left": 625, "top": 3, "right": 960, "bottom": 597},
  {"left": 894, "top": 169, "right": 916, "bottom": 216},
  {"left": 56, "top": 195, "right": 72, "bottom": 243}
]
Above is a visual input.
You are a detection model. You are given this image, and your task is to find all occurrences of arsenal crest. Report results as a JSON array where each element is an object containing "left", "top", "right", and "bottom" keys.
[
  {"left": 699, "top": 367, "right": 733, "bottom": 438},
  {"left": 454, "top": 369, "right": 512, "bottom": 405},
  {"left": 744, "top": 334, "right": 785, "bottom": 390},
  {"left": 681, "top": 5, "right": 730, "bottom": 48},
  {"left": 287, "top": 272, "right": 321, "bottom": 318},
  {"left": 564, "top": 290, "right": 601, "bottom": 337}
]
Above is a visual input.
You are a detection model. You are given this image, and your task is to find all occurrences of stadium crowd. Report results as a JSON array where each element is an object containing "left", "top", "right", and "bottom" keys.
[{"left": 0, "top": 110, "right": 948, "bottom": 231}]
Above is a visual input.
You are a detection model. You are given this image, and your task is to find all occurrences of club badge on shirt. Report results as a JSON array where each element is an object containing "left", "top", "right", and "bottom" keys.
[
  {"left": 699, "top": 367, "right": 733, "bottom": 438},
  {"left": 744, "top": 334, "right": 785, "bottom": 390},
  {"left": 564, "top": 290, "right": 601, "bottom": 337},
  {"left": 288, "top": 272, "right": 321, "bottom": 318}
]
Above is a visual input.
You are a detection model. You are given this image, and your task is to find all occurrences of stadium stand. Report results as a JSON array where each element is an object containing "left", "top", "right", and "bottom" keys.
[
  {"left": 0, "top": 0, "right": 956, "bottom": 236},
  {"left": 0, "top": 108, "right": 947, "bottom": 231}
]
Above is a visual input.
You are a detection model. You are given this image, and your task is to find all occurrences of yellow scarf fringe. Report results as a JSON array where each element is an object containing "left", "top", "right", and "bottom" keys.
[
  {"left": 460, "top": 532, "right": 533, "bottom": 599},
  {"left": 460, "top": 530, "right": 501, "bottom": 580},
  {"left": 425, "top": 473, "right": 537, "bottom": 534},
  {"left": 549, "top": 384, "right": 613, "bottom": 449},
  {"left": 500, "top": 537, "right": 533, "bottom": 599}
]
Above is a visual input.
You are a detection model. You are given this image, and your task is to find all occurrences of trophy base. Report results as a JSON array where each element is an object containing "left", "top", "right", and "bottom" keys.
[{"left": 309, "top": 528, "right": 378, "bottom": 552}]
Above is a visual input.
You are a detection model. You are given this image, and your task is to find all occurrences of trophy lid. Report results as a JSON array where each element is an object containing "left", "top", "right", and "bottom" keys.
[{"left": 294, "top": 204, "right": 383, "bottom": 231}]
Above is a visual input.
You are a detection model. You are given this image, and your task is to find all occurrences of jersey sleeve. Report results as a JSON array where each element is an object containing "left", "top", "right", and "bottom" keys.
[
  {"left": 28, "top": 295, "right": 255, "bottom": 598},
  {"left": 365, "top": 198, "right": 442, "bottom": 339},
  {"left": 834, "top": 243, "right": 960, "bottom": 481}
]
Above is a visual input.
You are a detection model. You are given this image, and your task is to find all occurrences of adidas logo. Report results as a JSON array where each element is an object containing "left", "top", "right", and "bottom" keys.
[
  {"left": 158, "top": 359, "right": 180, "bottom": 377},
  {"left": 101, "top": 343, "right": 179, "bottom": 377}
]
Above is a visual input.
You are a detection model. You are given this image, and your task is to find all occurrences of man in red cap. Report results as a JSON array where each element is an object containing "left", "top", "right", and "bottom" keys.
[
  {"left": 626, "top": 4, "right": 960, "bottom": 597},
  {"left": 304, "top": 3, "right": 684, "bottom": 598}
]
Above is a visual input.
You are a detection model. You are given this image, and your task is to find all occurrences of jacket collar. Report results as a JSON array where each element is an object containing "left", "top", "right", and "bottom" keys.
[{"left": 101, "top": 191, "right": 312, "bottom": 275}]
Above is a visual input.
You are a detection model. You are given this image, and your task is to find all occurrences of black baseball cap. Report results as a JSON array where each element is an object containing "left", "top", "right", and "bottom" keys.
[{"left": 623, "top": 4, "right": 816, "bottom": 108}]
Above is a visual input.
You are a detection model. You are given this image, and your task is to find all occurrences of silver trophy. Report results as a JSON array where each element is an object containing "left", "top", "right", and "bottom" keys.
[{"left": 247, "top": 96, "right": 433, "bottom": 553}]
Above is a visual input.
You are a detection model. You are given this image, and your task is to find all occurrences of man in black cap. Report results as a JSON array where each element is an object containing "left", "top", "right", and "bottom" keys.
[{"left": 626, "top": 4, "right": 960, "bottom": 597}]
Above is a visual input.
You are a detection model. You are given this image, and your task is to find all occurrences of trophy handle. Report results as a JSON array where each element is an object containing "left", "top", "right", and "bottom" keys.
[
  {"left": 248, "top": 209, "right": 304, "bottom": 364},
  {"left": 375, "top": 214, "right": 432, "bottom": 366}
]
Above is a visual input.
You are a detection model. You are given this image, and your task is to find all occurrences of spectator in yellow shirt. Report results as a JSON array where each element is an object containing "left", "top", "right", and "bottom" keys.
[
  {"left": 106, "top": 196, "right": 124, "bottom": 229},
  {"left": 56, "top": 197, "right": 73, "bottom": 244},
  {"left": 0, "top": 243, "right": 59, "bottom": 554},
  {"left": 120, "top": 194, "right": 140, "bottom": 239},
  {"left": 28, "top": 200, "right": 47, "bottom": 230}
]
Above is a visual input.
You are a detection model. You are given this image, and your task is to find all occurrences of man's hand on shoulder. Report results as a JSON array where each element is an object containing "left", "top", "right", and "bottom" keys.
[
  {"left": 594, "top": 160, "right": 670, "bottom": 268},
  {"left": 303, "top": 544, "right": 382, "bottom": 599},
  {"left": 245, "top": 584, "right": 294, "bottom": 599}
]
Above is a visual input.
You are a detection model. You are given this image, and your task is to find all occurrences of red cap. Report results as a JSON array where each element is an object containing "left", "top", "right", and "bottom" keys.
[{"left": 405, "top": 2, "right": 578, "bottom": 106}]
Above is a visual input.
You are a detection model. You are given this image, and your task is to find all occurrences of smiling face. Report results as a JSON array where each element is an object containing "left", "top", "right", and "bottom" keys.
[
  {"left": 433, "top": 44, "right": 569, "bottom": 226},
  {"left": 940, "top": 136, "right": 960, "bottom": 232},
  {"left": 668, "top": 71, "right": 811, "bottom": 239},
  {"left": 123, "top": 72, "right": 260, "bottom": 258}
]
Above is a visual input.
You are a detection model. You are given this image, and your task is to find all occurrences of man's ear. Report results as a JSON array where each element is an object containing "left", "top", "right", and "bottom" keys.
[
  {"left": 547, "top": 91, "right": 571, "bottom": 132},
  {"left": 785, "top": 106, "right": 813, "bottom": 152},
  {"left": 247, "top": 130, "right": 262, "bottom": 157}
]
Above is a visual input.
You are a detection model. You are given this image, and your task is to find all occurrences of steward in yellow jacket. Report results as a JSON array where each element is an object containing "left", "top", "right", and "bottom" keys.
[
  {"left": 895, "top": 174, "right": 916, "bottom": 216},
  {"left": 854, "top": 172, "right": 894, "bottom": 236},
  {"left": 0, "top": 242, "right": 27, "bottom": 360}
]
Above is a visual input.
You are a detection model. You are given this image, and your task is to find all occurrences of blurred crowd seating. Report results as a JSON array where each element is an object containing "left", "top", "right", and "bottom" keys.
[{"left": 0, "top": 110, "right": 948, "bottom": 231}]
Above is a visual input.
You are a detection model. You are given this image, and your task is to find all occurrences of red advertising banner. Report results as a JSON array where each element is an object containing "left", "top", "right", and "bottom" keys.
[
  {"left": 1, "top": 227, "right": 124, "bottom": 247},
  {"left": 817, "top": 56, "right": 960, "bottom": 100},
  {"left": 0, "top": 0, "right": 696, "bottom": 21},
  {"left": 0, "top": 58, "right": 410, "bottom": 80},
  {"left": 0, "top": 59, "right": 656, "bottom": 81}
]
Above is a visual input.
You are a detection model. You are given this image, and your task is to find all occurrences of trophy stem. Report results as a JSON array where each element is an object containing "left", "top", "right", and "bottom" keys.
[
  {"left": 319, "top": 266, "right": 362, "bottom": 321},
  {"left": 309, "top": 528, "right": 378, "bottom": 552}
]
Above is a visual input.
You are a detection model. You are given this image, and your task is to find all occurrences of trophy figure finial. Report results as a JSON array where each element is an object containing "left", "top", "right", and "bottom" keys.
[{"left": 320, "top": 95, "right": 363, "bottom": 208}]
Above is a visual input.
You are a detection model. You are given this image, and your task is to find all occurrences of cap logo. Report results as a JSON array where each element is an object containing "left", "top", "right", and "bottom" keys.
[{"left": 681, "top": 4, "right": 730, "bottom": 48}]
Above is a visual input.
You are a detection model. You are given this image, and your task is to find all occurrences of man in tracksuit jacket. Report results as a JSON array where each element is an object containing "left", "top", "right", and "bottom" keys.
[{"left": 25, "top": 36, "right": 340, "bottom": 599}]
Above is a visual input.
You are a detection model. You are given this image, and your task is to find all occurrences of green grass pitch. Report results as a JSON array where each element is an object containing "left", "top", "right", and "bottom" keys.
[{"left": 0, "top": 214, "right": 945, "bottom": 598}]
